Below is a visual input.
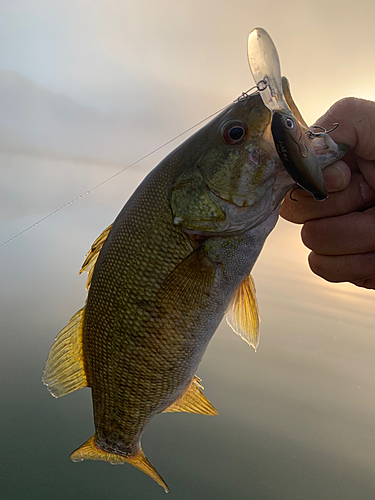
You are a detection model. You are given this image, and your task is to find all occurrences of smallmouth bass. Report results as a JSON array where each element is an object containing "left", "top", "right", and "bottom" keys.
[{"left": 42, "top": 85, "right": 346, "bottom": 492}]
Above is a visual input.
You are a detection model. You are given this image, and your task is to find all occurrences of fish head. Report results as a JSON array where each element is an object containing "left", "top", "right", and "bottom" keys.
[{"left": 171, "top": 93, "right": 293, "bottom": 236}]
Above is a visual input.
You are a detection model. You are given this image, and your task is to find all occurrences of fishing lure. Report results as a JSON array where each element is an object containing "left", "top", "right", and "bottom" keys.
[{"left": 247, "top": 27, "right": 328, "bottom": 200}]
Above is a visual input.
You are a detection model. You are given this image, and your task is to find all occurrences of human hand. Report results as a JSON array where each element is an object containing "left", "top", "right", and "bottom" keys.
[{"left": 280, "top": 97, "right": 375, "bottom": 289}]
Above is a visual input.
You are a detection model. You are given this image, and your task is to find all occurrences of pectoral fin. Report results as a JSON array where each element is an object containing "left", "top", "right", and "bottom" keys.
[
  {"left": 70, "top": 436, "right": 169, "bottom": 493},
  {"left": 158, "top": 245, "right": 216, "bottom": 309},
  {"left": 79, "top": 224, "right": 113, "bottom": 290},
  {"left": 42, "top": 308, "right": 88, "bottom": 397},
  {"left": 163, "top": 376, "right": 218, "bottom": 415},
  {"left": 226, "top": 275, "right": 260, "bottom": 351}
]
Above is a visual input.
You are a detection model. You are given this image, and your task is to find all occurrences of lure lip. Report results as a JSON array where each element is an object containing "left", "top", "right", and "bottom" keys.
[{"left": 247, "top": 28, "right": 328, "bottom": 201}]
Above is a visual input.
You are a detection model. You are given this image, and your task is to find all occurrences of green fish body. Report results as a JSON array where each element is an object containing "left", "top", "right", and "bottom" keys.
[{"left": 42, "top": 90, "right": 345, "bottom": 491}]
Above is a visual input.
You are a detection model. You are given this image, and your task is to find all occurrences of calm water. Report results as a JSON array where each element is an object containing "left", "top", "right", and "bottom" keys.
[{"left": 1, "top": 153, "right": 375, "bottom": 499}]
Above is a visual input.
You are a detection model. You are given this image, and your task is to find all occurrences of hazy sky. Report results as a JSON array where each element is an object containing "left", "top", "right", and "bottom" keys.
[{"left": 1, "top": 0, "right": 375, "bottom": 121}]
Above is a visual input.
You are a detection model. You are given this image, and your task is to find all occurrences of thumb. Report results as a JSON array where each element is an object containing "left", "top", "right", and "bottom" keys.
[{"left": 315, "top": 97, "right": 375, "bottom": 161}]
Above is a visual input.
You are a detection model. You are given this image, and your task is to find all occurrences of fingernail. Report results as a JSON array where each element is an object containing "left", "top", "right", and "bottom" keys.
[
  {"left": 323, "top": 162, "right": 349, "bottom": 191},
  {"left": 360, "top": 180, "right": 375, "bottom": 202}
]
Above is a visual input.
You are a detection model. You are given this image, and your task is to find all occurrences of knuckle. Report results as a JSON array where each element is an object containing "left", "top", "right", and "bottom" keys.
[
  {"left": 328, "top": 97, "right": 362, "bottom": 121},
  {"left": 307, "top": 252, "right": 325, "bottom": 278},
  {"left": 365, "top": 214, "right": 375, "bottom": 249},
  {"left": 279, "top": 202, "right": 305, "bottom": 224},
  {"left": 301, "top": 221, "right": 318, "bottom": 250},
  {"left": 352, "top": 212, "right": 375, "bottom": 252}
]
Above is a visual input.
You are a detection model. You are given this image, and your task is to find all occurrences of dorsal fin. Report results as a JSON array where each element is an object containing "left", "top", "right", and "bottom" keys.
[
  {"left": 70, "top": 436, "right": 169, "bottom": 493},
  {"left": 42, "top": 224, "right": 113, "bottom": 398},
  {"left": 42, "top": 308, "right": 88, "bottom": 397},
  {"left": 79, "top": 224, "right": 112, "bottom": 290},
  {"left": 163, "top": 376, "right": 218, "bottom": 415},
  {"left": 226, "top": 274, "right": 260, "bottom": 351}
]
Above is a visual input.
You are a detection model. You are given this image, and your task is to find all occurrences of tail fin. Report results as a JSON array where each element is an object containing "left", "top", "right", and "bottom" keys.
[{"left": 70, "top": 436, "right": 169, "bottom": 493}]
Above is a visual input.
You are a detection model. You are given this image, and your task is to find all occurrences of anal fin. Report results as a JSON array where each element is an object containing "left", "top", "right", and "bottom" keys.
[
  {"left": 70, "top": 436, "right": 169, "bottom": 493},
  {"left": 163, "top": 376, "right": 218, "bottom": 415},
  {"left": 42, "top": 307, "right": 88, "bottom": 398},
  {"left": 226, "top": 274, "right": 260, "bottom": 351}
]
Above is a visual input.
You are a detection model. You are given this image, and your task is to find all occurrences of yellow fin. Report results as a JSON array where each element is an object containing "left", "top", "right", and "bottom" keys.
[
  {"left": 70, "top": 436, "right": 169, "bottom": 493},
  {"left": 79, "top": 224, "right": 112, "bottom": 290},
  {"left": 42, "top": 307, "right": 88, "bottom": 398},
  {"left": 282, "top": 76, "right": 309, "bottom": 131},
  {"left": 226, "top": 274, "right": 260, "bottom": 351},
  {"left": 163, "top": 376, "right": 218, "bottom": 416},
  {"left": 43, "top": 225, "right": 112, "bottom": 397}
]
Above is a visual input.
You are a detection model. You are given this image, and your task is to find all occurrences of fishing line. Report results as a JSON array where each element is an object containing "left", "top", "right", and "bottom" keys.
[{"left": 0, "top": 105, "right": 230, "bottom": 248}]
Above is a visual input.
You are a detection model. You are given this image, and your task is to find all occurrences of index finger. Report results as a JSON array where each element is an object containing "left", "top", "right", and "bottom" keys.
[{"left": 280, "top": 172, "right": 375, "bottom": 224}]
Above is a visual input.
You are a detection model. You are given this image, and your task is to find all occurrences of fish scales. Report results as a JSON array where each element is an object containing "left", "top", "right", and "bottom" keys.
[
  {"left": 85, "top": 142, "right": 249, "bottom": 450},
  {"left": 86, "top": 164, "right": 196, "bottom": 447},
  {"left": 42, "top": 89, "right": 347, "bottom": 491}
]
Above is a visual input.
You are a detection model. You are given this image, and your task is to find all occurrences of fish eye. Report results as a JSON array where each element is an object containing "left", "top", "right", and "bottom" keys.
[
  {"left": 222, "top": 121, "right": 248, "bottom": 145},
  {"left": 284, "top": 117, "right": 294, "bottom": 130}
]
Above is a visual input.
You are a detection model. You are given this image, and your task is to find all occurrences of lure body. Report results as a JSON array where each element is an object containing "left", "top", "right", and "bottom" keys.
[{"left": 271, "top": 110, "right": 328, "bottom": 200}]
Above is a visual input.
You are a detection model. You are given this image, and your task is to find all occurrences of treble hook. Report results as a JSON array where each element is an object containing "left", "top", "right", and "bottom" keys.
[
  {"left": 324, "top": 123, "right": 339, "bottom": 134},
  {"left": 305, "top": 123, "right": 339, "bottom": 140},
  {"left": 289, "top": 186, "right": 303, "bottom": 202},
  {"left": 310, "top": 125, "right": 326, "bottom": 132}
]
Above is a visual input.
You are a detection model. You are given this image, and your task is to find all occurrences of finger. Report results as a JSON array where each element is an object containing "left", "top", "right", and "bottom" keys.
[
  {"left": 280, "top": 173, "right": 375, "bottom": 224},
  {"left": 339, "top": 149, "right": 360, "bottom": 172},
  {"left": 351, "top": 276, "right": 375, "bottom": 290},
  {"left": 357, "top": 157, "right": 375, "bottom": 191},
  {"left": 279, "top": 161, "right": 351, "bottom": 221},
  {"left": 308, "top": 250, "right": 375, "bottom": 285},
  {"left": 315, "top": 97, "right": 375, "bottom": 161},
  {"left": 320, "top": 161, "right": 351, "bottom": 192},
  {"left": 301, "top": 207, "right": 375, "bottom": 255}
]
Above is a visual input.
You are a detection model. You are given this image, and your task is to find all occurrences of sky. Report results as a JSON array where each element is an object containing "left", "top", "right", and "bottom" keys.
[
  {"left": 1, "top": 0, "right": 375, "bottom": 118},
  {"left": 1, "top": 2, "right": 375, "bottom": 498},
  {"left": 1, "top": 0, "right": 375, "bottom": 250}
]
